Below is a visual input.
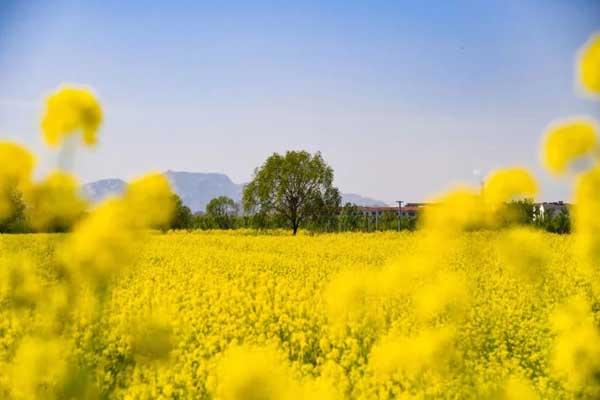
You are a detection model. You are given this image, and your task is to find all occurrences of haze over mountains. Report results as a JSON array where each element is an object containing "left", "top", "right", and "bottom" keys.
[{"left": 82, "top": 171, "right": 388, "bottom": 212}]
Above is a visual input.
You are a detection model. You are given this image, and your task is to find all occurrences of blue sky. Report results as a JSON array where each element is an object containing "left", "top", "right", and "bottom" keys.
[{"left": 1, "top": 0, "right": 599, "bottom": 203}]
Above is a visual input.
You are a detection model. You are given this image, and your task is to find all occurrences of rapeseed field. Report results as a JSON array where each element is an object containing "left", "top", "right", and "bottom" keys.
[{"left": 0, "top": 230, "right": 595, "bottom": 399}]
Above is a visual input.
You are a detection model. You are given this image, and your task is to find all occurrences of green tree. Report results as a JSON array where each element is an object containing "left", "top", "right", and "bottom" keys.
[
  {"left": 540, "top": 208, "right": 570, "bottom": 234},
  {"left": 169, "top": 194, "right": 193, "bottom": 230},
  {"left": 339, "top": 203, "right": 362, "bottom": 231},
  {"left": 500, "top": 199, "right": 535, "bottom": 226},
  {"left": 206, "top": 196, "right": 238, "bottom": 229},
  {"left": 243, "top": 151, "right": 341, "bottom": 235}
]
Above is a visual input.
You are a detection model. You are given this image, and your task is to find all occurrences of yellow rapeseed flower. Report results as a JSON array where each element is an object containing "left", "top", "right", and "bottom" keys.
[
  {"left": 60, "top": 172, "right": 174, "bottom": 286},
  {"left": 0, "top": 141, "right": 35, "bottom": 184},
  {"left": 325, "top": 270, "right": 373, "bottom": 325},
  {"left": 541, "top": 118, "right": 598, "bottom": 175},
  {"left": 502, "top": 377, "right": 538, "bottom": 400},
  {"left": 0, "top": 141, "right": 35, "bottom": 219},
  {"left": 550, "top": 297, "right": 600, "bottom": 390},
  {"left": 572, "top": 164, "right": 600, "bottom": 264},
  {"left": 211, "top": 345, "right": 297, "bottom": 400},
  {"left": 24, "top": 171, "right": 88, "bottom": 232},
  {"left": 9, "top": 337, "right": 70, "bottom": 400},
  {"left": 413, "top": 271, "right": 467, "bottom": 320},
  {"left": 421, "top": 186, "right": 487, "bottom": 231},
  {"left": 578, "top": 33, "right": 600, "bottom": 95},
  {"left": 0, "top": 255, "right": 43, "bottom": 308},
  {"left": 124, "top": 172, "right": 175, "bottom": 229},
  {"left": 483, "top": 167, "right": 538, "bottom": 207},
  {"left": 369, "top": 327, "right": 455, "bottom": 378},
  {"left": 127, "top": 312, "right": 174, "bottom": 362},
  {"left": 41, "top": 86, "right": 103, "bottom": 147},
  {"left": 497, "top": 227, "right": 549, "bottom": 284},
  {"left": 60, "top": 198, "right": 134, "bottom": 285}
]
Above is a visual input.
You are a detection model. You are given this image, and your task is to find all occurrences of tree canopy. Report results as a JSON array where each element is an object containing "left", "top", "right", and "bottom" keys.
[
  {"left": 243, "top": 150, "right": 340, "bottom": 235},
  {"left": 169, "top": 194, "right": 193, "bottom": 230},
  {"left": 205, "top": 196, "right": 238, "bottom": 229}
]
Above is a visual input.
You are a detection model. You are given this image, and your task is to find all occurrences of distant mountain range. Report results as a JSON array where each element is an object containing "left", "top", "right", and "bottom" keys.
[
  {"left": 339, "top": 193, "right": 388, "bottom": 207},
  {"left": 81, "top": 171, "right": 388, "bottom": 212}
]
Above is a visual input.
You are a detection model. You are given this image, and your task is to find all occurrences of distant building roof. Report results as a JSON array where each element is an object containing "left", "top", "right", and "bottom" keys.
[
  {"left": 536, "top": 202, "right": 570, "bottom": 209},
  {"left": 357, "top": 205, "right": 423, "bottom": 213},
  {"left": 536, "top": 202, "right": 570, "bottom": 213},
  {"left": 404, "top": 202, "right": 428, "bottom": 207}
]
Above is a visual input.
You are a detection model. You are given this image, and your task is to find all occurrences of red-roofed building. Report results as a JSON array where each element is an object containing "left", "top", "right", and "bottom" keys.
[{"left": 357, "top": 203, "right": 425, "bottom": 218}]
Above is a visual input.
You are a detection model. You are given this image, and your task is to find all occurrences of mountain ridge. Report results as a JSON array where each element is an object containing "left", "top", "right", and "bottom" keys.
[{"left": 81, "top": 171, "right": 388, "bottom": 212}]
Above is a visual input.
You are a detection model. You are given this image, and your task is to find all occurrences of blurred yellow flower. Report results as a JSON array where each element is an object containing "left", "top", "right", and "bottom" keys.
[
  {"left": 325, "top": 270, "right": 373, "bottom": 324},
  {"left": 550, "top": 296, "right": 590, "bottom": 334},
  {"left": 422, "top": 186, "right": 486, "bottom": 231},
  {"left": 483, "top": 167, "right": 538, "bottom": 207},
  {"left": 24, "top": 171, "right": 88, "bottom": 232},
  {"left": 10, "top": 337, "right": 70, "bottom": 400},
  {"left": 211, "top": 345, "right": 297, "bottom": 400},
  {"left": 60, "top": 198, "right": 134, "bottom": 285},
  {"left": 572, "top": 164, "right": 600, "bottom": 231},
  {"left": 0, "top": 141, "right": 35, "bottom": 219},
  {"left": 0, "top": 255, "right": 43, "bottom": 308},
  {"left": 60, "top": 172, "right": 175, "bottom": 286},
  {"left": 502, "top": 377, "right": 538, "bottom": 400},
  {"left": 127, "top": 312, "right": 174, "bottom": 362},
  {"left": 550, "top": 297, "right": 600, "bottom": 390},
  {"left": 41, "top": 86, "right": 103, "bottom": 147},
  {"left": 0, "top": 141, "right": 36, "bottom": 185},
  {"left": 578, "top": 33, "right": 600, "bottom": 95},
  {"left": 124, "top": 172, "right": 175, "bottom": 229},
  {"left": 369, "top": 327, "right": 455, "bottom": 378},
  {"left": 541, "top": 118, "right": 598, "bottom": 175},
  {"left": 413, "top": 271, "right": 467, "bottom": 320},
  {"left": 497, "top": 227, "right": 549, "bottom": 284},
  {"left": 572, "top": 165, "right": 600, "bottom": 263}
]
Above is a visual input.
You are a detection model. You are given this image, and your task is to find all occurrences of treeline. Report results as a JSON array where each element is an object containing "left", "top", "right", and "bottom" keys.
[
  {"left": 502, "top": 200, "right": 570, "bottom": 234},
  {"left": 1, "top": 192, "right": 571, "bottom": 235},
  {"left": 190, "top": 202, "right": 419, "bottom": 232},
  {"left": 175, "top": 197, "right": 570, "bottom": 234},
  {"left": 174, "top": 196, "right": 416, "bottom": 232},
  {"left": 0, "top": 190, "right": 189, "bottom": 234},
  {"left": 0, "top": 188, "right": 571, "bottom": 235}
]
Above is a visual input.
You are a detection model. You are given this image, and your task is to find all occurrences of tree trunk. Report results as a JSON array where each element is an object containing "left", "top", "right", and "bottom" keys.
[{"left": 292, "top": 221, "right": 298, "bottom": 235}]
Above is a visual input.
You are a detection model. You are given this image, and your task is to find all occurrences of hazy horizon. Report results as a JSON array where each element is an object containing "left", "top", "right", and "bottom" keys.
[{"left": 1, "top": 0, "right": 600, "bottom": 204}]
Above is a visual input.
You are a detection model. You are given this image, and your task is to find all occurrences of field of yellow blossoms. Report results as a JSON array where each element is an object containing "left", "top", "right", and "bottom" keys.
[
  {"left": 0, "top": 31, "right": 598, "bottom": 400},
  {"left": 0, "top": 229, "right": 599, "bottom": 399}
]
